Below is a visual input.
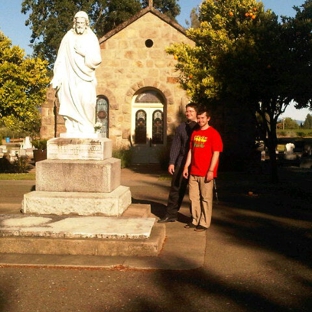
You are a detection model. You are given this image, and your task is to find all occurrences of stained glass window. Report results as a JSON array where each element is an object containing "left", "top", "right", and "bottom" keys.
[
  {"left": 152, "top": 110, "right": 163, "bottom": 144},
  {"left": 135, "top": 110, "right": 147, "bottom": 144},
  {"left": 96, "top": 96, "right": 109, "bottom": 138}
]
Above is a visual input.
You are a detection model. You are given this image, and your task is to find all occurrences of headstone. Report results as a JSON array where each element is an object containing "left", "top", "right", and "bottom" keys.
[
  {"left": 22, "top": 136, "right": 32, "bottom": 149},
  {"left": 284, "top": 142, "right": 297, "bottom": 160}
]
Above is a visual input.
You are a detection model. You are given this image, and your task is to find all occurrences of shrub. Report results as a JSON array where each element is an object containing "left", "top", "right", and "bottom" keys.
[
  {"left": 0, "top": 154, "right": 32, "bottom": 173},
  {"left": 32, "top": 139, "right": 47, "bottom": 150},
  {"left": 112, "top": 146, "right": 132, "bottom": 168},
  {"left": 296, "top": 131, "right": 305, "bottom": 138}
]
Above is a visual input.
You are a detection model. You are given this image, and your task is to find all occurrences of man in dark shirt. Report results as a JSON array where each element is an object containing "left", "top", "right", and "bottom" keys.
[{"left": 158, "top": 103, "right": 198, "bottom": 223}]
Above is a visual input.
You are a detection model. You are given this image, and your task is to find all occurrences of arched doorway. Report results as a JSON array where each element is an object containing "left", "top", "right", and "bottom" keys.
[{"left": 131, "top": 89, "right": 165, "bottom": 163}]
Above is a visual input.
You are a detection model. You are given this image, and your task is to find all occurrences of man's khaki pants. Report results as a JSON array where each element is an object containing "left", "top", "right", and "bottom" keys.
[{"left": 189, "top": 175, "right": 214, "bottom": 228}]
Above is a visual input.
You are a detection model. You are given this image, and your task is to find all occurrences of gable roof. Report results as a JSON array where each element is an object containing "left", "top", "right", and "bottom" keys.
[{"left": 99, "top": 6, "right": 188, "bottom": 44}]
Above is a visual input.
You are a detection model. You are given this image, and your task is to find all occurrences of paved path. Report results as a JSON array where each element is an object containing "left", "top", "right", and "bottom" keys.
[
  {"left": 0, "top": 164, "right": 206, "bottom": 270},
  {"left": 0, "top": 164, "right": 311, "bottom": 311}
]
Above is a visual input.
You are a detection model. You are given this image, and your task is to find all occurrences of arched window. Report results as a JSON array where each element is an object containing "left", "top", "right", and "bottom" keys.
[
  {"left": 135, "top": 110, "right": 147, "bottom": 144},
  {"left": 135, "top": 91, "right": 163, "bottom": 103},
  {"left": 96, "top": 96, "right": 109, "bottom": 137},
  {"left": 152, "top": 110, "right": 163, "bottom": 144}
]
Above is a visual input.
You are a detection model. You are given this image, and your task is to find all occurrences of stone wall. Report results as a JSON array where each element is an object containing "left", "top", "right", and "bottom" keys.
[
  {"left": 40, "top": 87, "right": 65, "bottom": 139},
  {"left": 97, "top": 11, "right": 193, "bottom": 148}
]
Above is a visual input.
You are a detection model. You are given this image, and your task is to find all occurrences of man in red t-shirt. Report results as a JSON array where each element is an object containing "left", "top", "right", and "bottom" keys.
[{"left": 183, "top": 106, "right": 223, "bottom": 232}]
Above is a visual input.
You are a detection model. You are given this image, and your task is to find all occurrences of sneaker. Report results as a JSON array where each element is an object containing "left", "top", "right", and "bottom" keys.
[
  {"left": 184, "top": 223, "right": 196, "bottom": 229},
  {"left": 157, "top": 216, "right": 177, "bottom": 223},
  {"left": 195, "top": 225, "right": 207, "bottom": 232}
]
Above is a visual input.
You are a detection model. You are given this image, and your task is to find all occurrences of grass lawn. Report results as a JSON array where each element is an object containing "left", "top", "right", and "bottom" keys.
[{"left": 0, "top": 173, "right": 36, "bottom": 180}]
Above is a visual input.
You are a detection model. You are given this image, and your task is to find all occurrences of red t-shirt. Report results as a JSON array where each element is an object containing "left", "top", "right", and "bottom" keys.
[{"left": 189, "top": 126, "right": 223, "bottom": 177}]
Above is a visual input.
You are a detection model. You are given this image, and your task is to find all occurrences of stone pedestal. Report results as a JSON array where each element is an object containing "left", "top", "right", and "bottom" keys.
[
  {"left": 47, "top": 137, "right": 112, "bottom": 160},
  {"left": 22, "top": 186, "right": 131, "bottom": 216},
  {"left": 22, "top": 137, "right": 132, "bottom": 216},
  {"left": 36, "top": 159, "right": 121, "bottom": 193}
]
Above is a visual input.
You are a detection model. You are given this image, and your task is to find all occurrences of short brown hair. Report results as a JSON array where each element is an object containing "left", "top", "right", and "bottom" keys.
[
  {"left": 186, "top": 102, "right": 198, "bottom": 112},
  {"left": 197, "top": 105, "right": 211, "bottom": 117}
]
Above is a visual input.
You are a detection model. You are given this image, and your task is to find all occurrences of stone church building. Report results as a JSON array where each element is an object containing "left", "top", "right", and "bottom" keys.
[{"left": 41, "top": 4, "right": 194, "bottom": 164}]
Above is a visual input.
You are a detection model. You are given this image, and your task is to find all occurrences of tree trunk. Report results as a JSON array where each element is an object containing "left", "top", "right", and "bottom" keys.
[{"left": 266, "top": 122, "right": 279, "bottom": 183}]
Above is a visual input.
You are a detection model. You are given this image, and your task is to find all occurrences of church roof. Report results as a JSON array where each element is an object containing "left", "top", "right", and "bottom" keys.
[{"left": 99, "top": 5, "right": 188, "bottom": 44}]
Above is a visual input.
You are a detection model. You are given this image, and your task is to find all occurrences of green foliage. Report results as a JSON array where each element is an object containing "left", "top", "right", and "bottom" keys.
[
  {"left": 0, "top": 172, "right": 36, "bottom": 180},
  {"left": 13, "top": 155, "right": 32, "bottom": 173},
  {"left": 283, "top": 0, "right": 312, "bottom": 107},
  {"left": 303, "top": 113, "right": 312, "bottom": 129},
  {"left": 142, "top": 0, "right": 180, "bottom": 20},
  {"left": 278, "top": 130, "right": 287, "bottom": 137},
  {"left": 0, "top": 155, "right": 32, "bottom": 173},
  {"left": 0, "top": 127, "right": 14, "bottom": 139},
  {"left": 167, "top": 0, "right": 273, "bottom": 103},
  {"left": 91, "top": 0, "right": 142, "bottom": 38},
  {"left": 166, "top": 0, "right": 312, "bottom": 182},
  {"left": 189, "top": 7, "right": 200, "bottom": 28},
  {"left": 32, "top": 139, "right": 47, "bottom": 150},
  {"left": 112, "top": 146, "right": 132, "bottom": 168},
  {"left": 296, "top": 131, "right": 306, "bottom": 138},
  {"left": 277, "top": 128, "right": 312, "bottom": 138},
  {"left": 0, "top": 32, "right": 49, "bottom": 136},
  {"left": 283, "top": 117, "right": 299, "bottom": 129},
  {"left": 21, "top": 0, "right": 180, "bottom": 68}
]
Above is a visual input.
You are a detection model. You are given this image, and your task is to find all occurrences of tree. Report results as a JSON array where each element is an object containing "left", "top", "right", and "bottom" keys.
[
  {"left": 167, "top": 0, "right": 312, "bottom": 182},
  {"left": 0, "top": 32, "right": 49, "bottom": 136},
  {"left": 284, "top": 0, "right": 312, "bottom": 109},
  {"left": 189, "top": 7, "right": 200, "bottom": 28},
  {"left": 303, "top": 113, "right": 312, "bottom": 129},
  {"left": 90, "top": 0, "right": 142, "bottom": 38},
  {"left": 21, "top": 0, "right": 141, "bottom": 68},
  {"left": 142, "top": 0, "right": 181, "bottom": 20},
  {"left": 283, "top": 117, "right": 299, "bottom": 129},
  {"left": 21, "top": 0, "right": 181, "bottom": 69}
]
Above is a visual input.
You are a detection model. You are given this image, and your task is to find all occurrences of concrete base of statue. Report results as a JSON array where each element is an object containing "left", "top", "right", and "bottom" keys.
[
  {"left": 22, "top": 186, "right": 131, "bottom": 216},
  {"left": 35, "top": 158, "right": 121, "bottom": 193},
  {"left": 59, "top": 131, "right": 101, "bottom": 139},
  {"left": 22, "top": 137, "right": 132, "bottom": 216},
  {"left": 47, "top": 137, "right": 111, "bottom": 161}
]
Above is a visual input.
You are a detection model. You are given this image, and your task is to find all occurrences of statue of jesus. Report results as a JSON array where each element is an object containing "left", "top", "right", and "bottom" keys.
[{"left": 51, "top": 11, "right": 102, "bottom": 137}]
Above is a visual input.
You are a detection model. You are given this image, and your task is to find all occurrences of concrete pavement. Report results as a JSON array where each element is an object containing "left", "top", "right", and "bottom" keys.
[
  {"left": 0, "top": 164, "right": 206, "bottom": 270},
  {"left": 0, "top": 165, "right": 312, "bottom": 311}
]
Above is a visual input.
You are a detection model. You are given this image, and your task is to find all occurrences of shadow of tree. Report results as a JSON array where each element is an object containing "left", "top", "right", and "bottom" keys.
[{"left": 131, "top": 197, "right": 190, "bottom": 223}]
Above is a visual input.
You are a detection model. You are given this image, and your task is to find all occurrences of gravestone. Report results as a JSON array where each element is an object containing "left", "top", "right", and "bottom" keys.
[{"left": 284, "top": 142, "right": 297, "bottom": 161}]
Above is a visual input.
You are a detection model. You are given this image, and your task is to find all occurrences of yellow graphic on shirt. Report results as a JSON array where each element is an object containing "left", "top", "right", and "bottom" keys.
[{"left": 193, "top": 135, "right": 207, "bottom": 148}]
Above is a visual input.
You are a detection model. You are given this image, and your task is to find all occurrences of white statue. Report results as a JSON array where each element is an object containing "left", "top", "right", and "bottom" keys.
[
  {"left": 285, "top": 143, "right": 295, "bottom": 154},
  {"left": 22, "top": 136, "right": 32, "bottom": 149},
  {"left": 51, "top": 11, "right": 102, "bottom": 137}
]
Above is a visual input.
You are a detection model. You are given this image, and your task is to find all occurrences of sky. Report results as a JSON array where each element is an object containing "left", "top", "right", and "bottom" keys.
[{"left": 0, "top": 0, "right": 311, "bottom": 121}]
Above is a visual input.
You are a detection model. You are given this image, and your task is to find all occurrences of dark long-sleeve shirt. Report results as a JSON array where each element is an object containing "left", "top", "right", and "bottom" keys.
[{"left": 169, "top": 121, "right": 197, "bottom": 168}]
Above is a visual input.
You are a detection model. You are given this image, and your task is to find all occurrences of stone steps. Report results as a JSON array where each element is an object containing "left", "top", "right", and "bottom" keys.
[{"left": 0, "top": 204, "right": 166, "bottom": 257}]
